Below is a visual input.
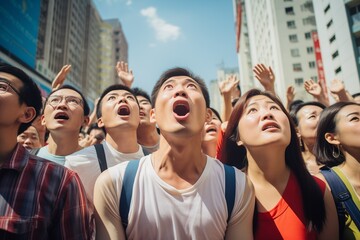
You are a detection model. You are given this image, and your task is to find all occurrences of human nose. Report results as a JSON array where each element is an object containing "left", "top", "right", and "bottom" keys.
[
  {"left": 174, "top": 86, "right": 187, "bottom": 98},
  {"left": 261, "top": 108, "right": 274, "bottom": 120},
  {"left": 118, "top": 96, "right": 128, "bottom": 104}
]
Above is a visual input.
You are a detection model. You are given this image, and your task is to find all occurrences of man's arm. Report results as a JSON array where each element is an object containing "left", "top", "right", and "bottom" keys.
[{"left": 94, "top": 170, "right": 126, "bottom": 240}]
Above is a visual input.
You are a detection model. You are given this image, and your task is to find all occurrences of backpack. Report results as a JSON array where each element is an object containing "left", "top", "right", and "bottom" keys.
[
  {"left": 321, "top": 166, "right": 360, "bottom": 237},
  {"left": 119, "top": 160, "right": 236, "bottom": 230}
]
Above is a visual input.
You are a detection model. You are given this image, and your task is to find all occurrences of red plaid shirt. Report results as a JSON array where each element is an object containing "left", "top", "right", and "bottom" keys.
[{"left": 0, "top": 144, "right": 95, "bottom": 239}]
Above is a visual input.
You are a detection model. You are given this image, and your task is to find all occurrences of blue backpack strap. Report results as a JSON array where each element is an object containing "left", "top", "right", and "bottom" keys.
[
  {"left": 94, "top": 144, "right": 107, "bottom": 172},
  {"left": 321, "top": 167, "right": 360, "bottom": 233},
  {"left": 119, "top": 160, "right": 140, "bottom": 230},
  {"left": 224, "top": 164, "right": 236, "bottom": 223}
]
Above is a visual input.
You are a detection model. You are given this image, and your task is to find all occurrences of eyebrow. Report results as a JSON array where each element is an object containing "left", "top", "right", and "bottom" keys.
[
  {"left": 163, "top": 78, "right": 198, "bottom": 86},
  {"left": 346, "top": 112, "right": 360, "bottom": 117},
  {"left": 246, "top": 100, "right": 275, "bottom": 108}
]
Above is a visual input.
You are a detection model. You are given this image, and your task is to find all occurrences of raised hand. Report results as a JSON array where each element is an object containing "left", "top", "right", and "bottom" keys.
[
  {"left": 52, "top": 65, "right": 71, "bottom": 90},
  {"left": 329, "top": 79, "right": 345, "bottom": 94},
  {"left": 286, "top": 85, "right": 295, "bottom": 103},
  {"left": 304, "top": 79, "right": 322, "bottom": 97},
  {"left": 116, "top": 61, "right": 134, "bottom": 88},
  {"left": 253, "top": 64, "right": 275, "bottom": 93},
  {"left": 218, "top": 75, "right": 239, "bottom": 95}
]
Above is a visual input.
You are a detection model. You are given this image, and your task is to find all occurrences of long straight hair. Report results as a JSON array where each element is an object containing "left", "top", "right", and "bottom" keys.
[{"left": 219, "top": 89, "right": 326, "bottom": 232}]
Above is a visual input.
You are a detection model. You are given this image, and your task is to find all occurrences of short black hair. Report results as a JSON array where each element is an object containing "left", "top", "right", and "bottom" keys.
[
  {"left": 210, "top": 107, "right": 222, "bottom": 123},
  {"left": 86, "top": 122, "right": 104, "bottom": 135},
  {"left": 151, "top": 67, "right": 210, "bottom": 108},
  {"left": 290, "top": 101, "right": 326, "bottom": 126},
  {"left": 44, "top": 85, "right": 90, "bottom": 116},
  {"left": 132, "top": 87, "right": 151, "bottom": 103},
  {"left": 288, "top": 99, "right": 304, "bottom": 113},
  {"left": 96, "top": 84, "right": 138, "bottom": 119},
  {"left": 352, "top": 92, "right": 360, "bottom": 98},
  {"left": 0, "top": 63, "right": 43, "bottom": 135}
]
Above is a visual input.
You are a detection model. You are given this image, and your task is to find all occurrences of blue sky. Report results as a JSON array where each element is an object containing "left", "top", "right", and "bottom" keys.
[{"left": 93, "top": 0, "right": 239, "bottom": 93}]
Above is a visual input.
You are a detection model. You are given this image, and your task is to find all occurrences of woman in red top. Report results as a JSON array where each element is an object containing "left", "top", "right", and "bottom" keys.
[{"left": 219, "top": 89, "right": 338, "bottom": 239}]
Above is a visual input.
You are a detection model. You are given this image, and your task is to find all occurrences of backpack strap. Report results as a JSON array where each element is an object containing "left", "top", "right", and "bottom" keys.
[
  {"left": 321, "top": 167, "right": 360, "bottom": 232},
  {"left": 94, "top": 144, "right": 108, "bottom": 172},
  {"left": 224, "top": 164, "right": 236, "bottom": 223},
  {"left": 119, "top": 160, "right": 140, "bottom": 230}
]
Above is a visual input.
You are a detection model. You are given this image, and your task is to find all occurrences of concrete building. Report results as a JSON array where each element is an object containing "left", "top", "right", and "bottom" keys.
[
  {"left": 99, "top": 21, "right": 116, "bottom": 91},
  {"left": 235, "top": 0, "right": 321, "bottom": 102},
  {"left": 313, "top": 0, "right": 360, "bottom": 96}
]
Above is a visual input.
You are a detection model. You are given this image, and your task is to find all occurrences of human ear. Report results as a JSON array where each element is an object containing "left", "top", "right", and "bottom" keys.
[
  {"left": 150, "top": 108, "right": 156, "bottom": 124},
  {"left": 83, "top": 116, "right": 90, "bottom": 127},
  {"left": 97, "top": 117, "right": 105, "bottom": 128},
  {"left": 324, "top": 132, "right": 340, "bottom": 145},
  {"left": 205, "top": 108, "right": 212, "bottom": 123},
  {"left": 19, "top": 107, "right": 36, "bottom": 124}
]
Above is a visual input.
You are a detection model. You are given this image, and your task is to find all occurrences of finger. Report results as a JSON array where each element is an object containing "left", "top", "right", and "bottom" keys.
[{"left": 124, "top": 63, "right": 129, "bottom": 73}]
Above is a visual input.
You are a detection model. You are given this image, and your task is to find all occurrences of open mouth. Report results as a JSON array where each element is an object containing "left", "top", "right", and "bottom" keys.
[
  {"left": 173, "top": 101, "right": 190, "bottom": 117},
  {"left": 206, "top": 127, "right": 217, "bottom": 133},
  {"left": 139, "top": 111, "right": 146, "bottom": 117},
  {"left": 262, "top": 122, "right": 280, "bottom": 131},
  {"left": 117, "top": 105, "right": 130, "bottom": 116},
  {"left": 54, "top": 112, "right": 69, "bottom": 120}
]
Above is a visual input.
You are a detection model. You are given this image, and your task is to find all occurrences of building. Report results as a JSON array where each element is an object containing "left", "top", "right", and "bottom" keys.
[
  {"left": 235, "top": 0, "right": 321, "bottom": 102},
  {"left": 313, "top": 0, "right": 360, "bottom": 96},
  {"left": 99, "top": 21, "right": 116, "bottom": 91}
]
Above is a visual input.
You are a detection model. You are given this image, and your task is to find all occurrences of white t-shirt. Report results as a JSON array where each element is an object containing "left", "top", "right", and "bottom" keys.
[
  {"left": 65, "top": 141, "right": 144, "bottom": 201},
  {"left": 95, "top": 155, "right": 255, "bottom": 240},
  {"left": 37, "top": 146, "right": 66, "bottom": 165}
]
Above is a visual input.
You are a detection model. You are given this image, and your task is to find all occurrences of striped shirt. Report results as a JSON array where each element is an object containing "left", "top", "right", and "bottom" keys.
[{"left": 0, "top": 144, "right": 95, "bottom": 239}]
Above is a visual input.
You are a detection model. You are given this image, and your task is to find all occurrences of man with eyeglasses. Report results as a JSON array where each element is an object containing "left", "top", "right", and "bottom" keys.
[
  {"left": 0, "top": 63, "right": 94, "bottom": 239},
  {"left": 36, "top": 85, "right": 90, "bottom": 165}
]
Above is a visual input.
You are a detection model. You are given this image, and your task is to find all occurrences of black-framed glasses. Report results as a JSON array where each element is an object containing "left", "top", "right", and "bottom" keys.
[
  {"left": 0, "top": 78, "right": 22, "bottom": 97},
  {"left": 47, "top": 95, "right": 83, "bottom": 108}
]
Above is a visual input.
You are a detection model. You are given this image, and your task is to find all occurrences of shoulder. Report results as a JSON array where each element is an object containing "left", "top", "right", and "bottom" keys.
[{"left": 65, "top": 145, "right": 96, "bottom": 166}]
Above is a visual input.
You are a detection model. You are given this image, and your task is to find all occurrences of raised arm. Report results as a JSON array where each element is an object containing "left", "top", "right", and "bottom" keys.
[
  {"left": 52, "top": 65, "right": 71, "bottom": 91},
  {"left": 329, "top": 79, "right": 352, "bottom": 102},
  {"left": 286, "top": 85, "right": 295, "bottom": 112},
  {"left": 218, "top": 75, "right": 239, "bottom": 121},
  {"left": 304, "top": 79, "right": 329, "bottom": 106},
  {"left": 116, "top": 61, "right": 134, "bottom": 88},
  {"left": 253, "top": 64, "right": 275, "bottom": 95}
]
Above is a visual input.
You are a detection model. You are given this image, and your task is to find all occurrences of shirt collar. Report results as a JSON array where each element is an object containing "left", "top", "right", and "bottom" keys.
[{"left": 1, "top": 143, "right": 29, "bottom": 171}]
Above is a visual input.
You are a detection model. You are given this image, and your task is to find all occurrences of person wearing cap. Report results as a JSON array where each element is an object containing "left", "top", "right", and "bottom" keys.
[{"left": 0, "top": 63, "right": 94, "bottom": 239}]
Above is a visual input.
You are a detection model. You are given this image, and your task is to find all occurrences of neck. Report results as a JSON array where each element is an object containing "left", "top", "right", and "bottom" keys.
[
  {"left": 47, "top": 133, "right": 81, "bottom": 156},
  {"left": 0, "top": 128, "right": 18, "bottom": 164},
  {"left": 201, "top": 140, "right": 217, "bottom": 158},
  {"left": 105, "top": 129, "right": 139, "bottom": 153},
  {"left": 137, "top": 125, "right": 160, "bottom": 146},
  {"left": 341, "top": 150, "right": 360, "bottom": 180}
]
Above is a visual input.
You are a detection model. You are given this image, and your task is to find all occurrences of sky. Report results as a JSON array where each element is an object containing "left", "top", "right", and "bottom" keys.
[{"left": 93, "top": 0, "right": 239, "bottom": 93}]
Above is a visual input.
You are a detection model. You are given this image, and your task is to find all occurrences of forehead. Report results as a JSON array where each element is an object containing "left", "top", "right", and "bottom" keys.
[
  {"left": 163, "top": 75, "right": 198, "bottom": 86},
  {"left": 50, "top": 88, "right": 82, "bottom": 98},
  {"left": 24, "top": 126, "right": 38, "bottom": 134},
  {"left": 105, "top": 89, "right": 132, "bottom": 97},
  {"left": 245, "top": 95, "right": 276, "bottom": 107},
  {"left": 136, "top": 95, "right": 150, "bottom": 103},
  {"left": 298, "top": 105, "right": 323, "bottom": 115},
  {"left": 0, "top": 72, "right": 23, "bottom": 89},
  {"left": 337, "top": 104, "right": 360, "bottom": 119}
]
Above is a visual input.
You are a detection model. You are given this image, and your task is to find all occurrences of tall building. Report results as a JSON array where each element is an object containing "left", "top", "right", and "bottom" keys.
[
  {"left": 236, "top": 0, "right": 320, "bottom": 101},
  {"left": 99, "top": 21, "right": 116, "bottom": 91},
  {"left": 313, "top": 0, "right": 360, "bottom": 96},
  {"left": 105, "top": 19, "right": 128, "bottom": 86}
]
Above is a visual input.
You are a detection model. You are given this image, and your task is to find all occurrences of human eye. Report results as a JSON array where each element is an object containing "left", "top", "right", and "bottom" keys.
[
  {"left": 67, "top": 97, "right": 80, "bottom": 104},
  {"left": 270, "top": 105, "right": 280, "bottom": 110},
  {"left": 163, "top": 83, "right": 173, "bottom": 90},
  {"left": 126, "top": 95, "right": 135, "bottom": 101},
  {"left": 49, "top": 96, "right": 60, "bottom": 104},
  {"left": 107, "top": 95, "right": 116, "bottom": 101},
  {"left": 350, "top": 116, "right": 359, "bottom": 122},
  {"left": 0, "top": 82, "right": 8, "bottom": 91},
  {"left": 247, "top": 108, "right": 257, "bottom": 114},
  {"left": 187, "top": 83, "right": 197, "bottom": 89}
]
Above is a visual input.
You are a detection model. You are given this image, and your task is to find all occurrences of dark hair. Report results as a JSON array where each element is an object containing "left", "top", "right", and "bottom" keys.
[
  {"left": 290, "top": 101, "right": 326, "bottom": 126},
  {"left": 315, "top": 102, "right": 360, "bottom": 167},
  {"left": 86, "top": 122, "right": 103, "bottom": 135},
  {"left": 151, "top": 67, "right": 210, "bottom": 108},
  {"left": 219, "top": 89, "right": 326, "bottom": 232},
  {"left": 288, "top": 99, "right": 304, "bottom": 113},
  {"left": 210, "top": 107, "right": 222, "bottom": 123},
  {"left": 132, "top": 87, "right": 151, "bottom": 103},
  {"left": 352, "top": 92, "right": 360, "bottom": 99},
  {"left": 44, "top": 85, "right": 90, "bottom": 116},
  {"left": 0, "top": 63, "right": 43, "bottom": 135},
  {"left": 96, "top": 84, "right": 138, "bottom": 119}
]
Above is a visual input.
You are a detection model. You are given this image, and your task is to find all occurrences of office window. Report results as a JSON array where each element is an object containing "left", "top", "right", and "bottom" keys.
[
  {"left": 332, "top": 50, "right": 339, "bottom": 59},
  {"left": 291, "top": 48, "right": 300, "bottom": 57},
  {"left": 309, "top": 61, "right": 316, "bottom": 68},
  {"left": 335, "top": 66, "right": 342, "bottom": 74},
  {"left": 289, "top": 34, "right": 298, "bottom": 42},
  {"left": 324, "top": 4, "right": 330, "bottom": 13},
  {"left": 327, "top": 19, "right": 333, "bottom": 28},
  {"left": 295, "top": 78, "right": 304, "bottom": 86},
  {"left": 285, "top": 7, "right": 294, "bottom": 15},
  {"left": 293, "top": 63, "right": 302, "bottom": 72},
  {"left": 303, "top": 16, "right": 316, "bottom": 26},
  {"left": 312, "top": 76, "right": 318, "bottom": 82},
  {"left": 287, "top": 20, "right": 296, "bottom": 29},
  {"left": 330, "top": 35, "right": 336, "bottom": 43},
  {"left": 306, "top": 46, "right": 314, "bottom": 53},
  {"left": 305, "top": 32, "right": 311, "bottom": 39}
]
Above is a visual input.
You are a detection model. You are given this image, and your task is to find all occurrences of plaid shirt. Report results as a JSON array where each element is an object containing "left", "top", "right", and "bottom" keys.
[{"left": 0, "top": 144, "right": 95, "bottom": 239}]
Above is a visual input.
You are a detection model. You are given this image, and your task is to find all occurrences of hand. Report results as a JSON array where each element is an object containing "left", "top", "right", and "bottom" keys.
[
  {"left": 79, "top": 135, "right": 97, "bottom": 148},
  {"left": 253, "top": 64, "right": 275, "bottom": 92},
  {"left": 330, "top": 92, "right": 340, "bottom": 102},
  {"left": 116, "top": 61, "right": 134, "bottom": 88},
  {"left": 52, "top": 65, "right": 71, "bottom": 90},
  {"left": 218, "top": 75, "right": 239, "bottom": 95},
  {"left": 329, "top": 79, "right": 345, "bottom": 94},
  {"left": 304, "top": 79, "right": 322, "bottom": 97},
  {"left": 286, "top": 85, "right": 295, "bottom": 103}
]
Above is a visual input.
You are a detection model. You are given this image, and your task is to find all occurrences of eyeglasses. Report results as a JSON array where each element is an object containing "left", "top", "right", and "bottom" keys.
[
  {"left": 47, "top": 95, "right": 83, "bottom": 108},
  {"left": 0, "top": 78, "right": 22, "bottom": 97}
]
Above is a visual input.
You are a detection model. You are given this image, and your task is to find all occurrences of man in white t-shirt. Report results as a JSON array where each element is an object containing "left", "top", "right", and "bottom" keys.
[
  {"left": 94, "top": 68, "right": 255, "bottom": 239},
  {"left": 65, "top": 84, "right": 144, "bottom": 201}
]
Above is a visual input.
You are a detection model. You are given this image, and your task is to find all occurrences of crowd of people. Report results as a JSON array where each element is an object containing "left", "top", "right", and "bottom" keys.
[{"left": 0, "top": 61, "right": 359, "bottom": 239}]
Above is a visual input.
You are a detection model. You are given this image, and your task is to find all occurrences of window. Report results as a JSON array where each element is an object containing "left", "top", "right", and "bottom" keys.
[
  {"left": 324, "top": 4, "right": 330, "bottom": 14},
  {"left": 295, "top": 78, "right": 304, "bottom": 86},
  {"left": 327, "top": 19, "right": 333, "bottom": 28},
  {"left": 312, "top": 76, "right": 318, "bottom": 82},
  {"left": 303, "top": 16, "right": 316, "bottom": 26},
  {"left": 293, "top": 63, "right": 302, "bottom": 71},
  {"left": 335, "top": 66, "right": 342, "bottom": 74},
  {"left": 309, "top": 61, "right": 316, "bottom": 68},
  {"left": 306, "top": 46, "right": 314, "bottom": 53},
  {"left": 285, "top": 7, "right": 294, "bottom": 15},
  {"left": 330, "top": 35, "right": 336, "bottom": 43},
  {"left": 291, "top": 49, "right": 300, "bottom": 57},
  {"left": 332, "top": 50, "right": 339, "bottom": 59},
  {"left": 287, "top": 20, "right": 296, "bottom": 29},
  {"left": 289, "top": 34, "right": 298, "bottom": 42},
  {"left": 305, "top": 32, "right": 311, "bottom": 39}
]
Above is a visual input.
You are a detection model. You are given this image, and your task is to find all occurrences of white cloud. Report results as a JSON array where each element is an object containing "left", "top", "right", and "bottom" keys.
[
  {"left": 126, "top": 0, "right": 132, "bottom": 5},
  {"left": 96, "top": 0, "right": 131, "bottom": 6},
  {"left": 140, "top": 7, "right": 180, "bottom": 43}
]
